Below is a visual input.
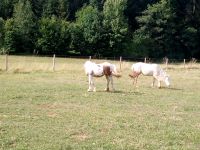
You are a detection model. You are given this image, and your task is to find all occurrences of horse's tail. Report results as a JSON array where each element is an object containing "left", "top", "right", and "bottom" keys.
[
  {"left": 112, "top": 72, "right": 122, "bottom": 78},
  {"left": 112, "top": 65, "right": 122, "bottom": 78}
]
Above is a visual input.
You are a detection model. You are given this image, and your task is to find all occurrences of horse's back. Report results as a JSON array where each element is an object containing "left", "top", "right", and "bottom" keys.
[
  {"left": 84, "top": 61, "right": 103, "bottom": 76},
  {"left": 84, "top": 61, "right": 120, "bottom": 77},
  {"left": 143, "top": 63, "right": 163, "bottom": 76},
  {"left": 131, "top": 62, "right": 143, "bottom": 72},
  {"left": 141, "top": 63, "right": 155, "bottom": 76},
  {"left": 101, "top": 62, "right": 116, "bottom": 72},
  {"left": 132, "top": 62, "right": 161, "bottom": 76}
]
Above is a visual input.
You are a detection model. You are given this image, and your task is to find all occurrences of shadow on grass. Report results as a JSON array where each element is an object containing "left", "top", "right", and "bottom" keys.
[
  {"left": 160, "top": 87, "right": 183, "bottom": 91},
  {"left": 96, "top": 90, "right": 144, "bottom": 95},
  {"left": 96, "top": 90, "right": 123, "bottom": 93}
]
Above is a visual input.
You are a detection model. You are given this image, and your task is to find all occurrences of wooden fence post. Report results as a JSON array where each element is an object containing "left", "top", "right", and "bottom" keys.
[
  {"left": 52, "top": 54, "right": 55, "bottom": 71},
  {"left": 120, "top": 56, "right": 122, "bottom": 71},
  {"left": 5, "top": 54, "right": 8, "bottom": 71},
  {"left": 144, "top": 57, "right": 147, "bottom": 63},
  {"left": 184, "top": 59, "right": 186, "bottom": 69},
  {"left": 165, "top": 57, "right": 168, "bottom": 70}
]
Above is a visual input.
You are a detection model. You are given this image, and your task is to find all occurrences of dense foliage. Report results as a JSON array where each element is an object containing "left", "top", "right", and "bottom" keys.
[{"left": 0, "top": 0, "right": 199, "bottom": 58}]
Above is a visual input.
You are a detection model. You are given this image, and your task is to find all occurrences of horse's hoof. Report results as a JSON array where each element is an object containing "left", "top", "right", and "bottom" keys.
[
  {"left": 87, "top": 89, "right": 93, "bottom": 92},
  {"left": 104, "top": 88, "right": 109, "bottom": 92},
  {"left": 93, "top": 88, "right": 96, "bottom": 92}
]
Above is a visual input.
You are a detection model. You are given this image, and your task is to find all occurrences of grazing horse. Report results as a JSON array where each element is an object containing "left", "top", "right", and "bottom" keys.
[
  {"left": 84, "top": 61, "right": 121, "bottom": 92},
  {"left": 129, "top": 62, "right": 170, "bottom": 88}
]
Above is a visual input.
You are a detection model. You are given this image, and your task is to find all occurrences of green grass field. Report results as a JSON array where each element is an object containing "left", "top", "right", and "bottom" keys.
[{"left": 0, "top": 56, "right": 200, "bottom": 149}]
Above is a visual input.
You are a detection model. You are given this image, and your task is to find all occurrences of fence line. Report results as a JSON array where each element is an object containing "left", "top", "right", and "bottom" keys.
[
  {"left": 0, "top": 54, "right": 199, "bottom": 72},
  {"left": 1, "top": 54, "right": 199, "bottom": 62}
]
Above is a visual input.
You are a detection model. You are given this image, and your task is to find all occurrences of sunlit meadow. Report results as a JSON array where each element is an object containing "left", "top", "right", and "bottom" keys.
[{"left": 0, "top": 55, "right": 200, "bottom": 149}]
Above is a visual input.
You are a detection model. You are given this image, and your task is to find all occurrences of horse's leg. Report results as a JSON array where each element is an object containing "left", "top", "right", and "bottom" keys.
[
  {"left": 132, "top": 78, "right": 135, "bottom": 86},
  {"left": 133, "top": 74, "right": 140, "bottom": 87},
  {"left": 153, "top": 75, "right": 161, "bottom": 88},
  {"left": 158, "top": 81, "right": 161, "bottom": 88},
  {"left": 88, "top": 75, "right": 94, "bottom": 92},
  {"left": 151, "top": 77, "right": 155, "bottom": 87},
  {"left": 105, "top": 76, "right": 110, "bottom": 91},
  {"left": 87, "top": 75, "right": 92, "bottom": 92},
  {"left": 91, "top": 77, "right": 96, "bottom": 92},
  {"left": 135, "top": 76, "right": 139, "bottom": 87},
  {"left": 110, "top": 76, "right": 115, "bottom": 91},
  {"left": 132, "top": 72, "right": 140, "bottom": 87},
  {"left": 132, "top": 77, "right": 138, "bottom": 87}
]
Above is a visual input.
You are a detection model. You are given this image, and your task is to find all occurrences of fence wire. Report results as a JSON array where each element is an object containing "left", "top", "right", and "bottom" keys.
[{"left": 0, "top": 54, "right": 199, "bottom": 72}]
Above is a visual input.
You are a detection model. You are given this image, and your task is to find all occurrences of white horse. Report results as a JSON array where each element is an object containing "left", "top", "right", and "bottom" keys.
[
  {"left": 129, "top": 62, "right": 170, "bottom": 88},
  {"left": 84, "top": 60, "right": 121, "bottom": 92}
]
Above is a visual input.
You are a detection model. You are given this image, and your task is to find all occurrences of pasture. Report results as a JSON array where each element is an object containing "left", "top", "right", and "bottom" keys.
[{"left": 0, "top": 56, "right": 200, "bottom": 149}]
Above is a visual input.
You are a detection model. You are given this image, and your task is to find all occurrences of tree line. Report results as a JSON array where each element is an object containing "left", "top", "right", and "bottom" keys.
[{"left": 0, "top": 0, "right": 200, "bottom": 58}]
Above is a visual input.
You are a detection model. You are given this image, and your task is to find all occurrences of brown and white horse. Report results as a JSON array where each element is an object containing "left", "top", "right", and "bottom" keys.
[
  {"left": 84, "top": 61, "right": 121, "bottom": 92},
  {"left": 129, "top": 62, "right": 170, "bottom": 88}
]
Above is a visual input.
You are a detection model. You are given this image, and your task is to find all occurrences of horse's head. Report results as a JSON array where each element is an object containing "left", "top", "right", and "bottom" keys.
[{"left": 164, "top": 75, "right": 170, "bottom": 87}]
